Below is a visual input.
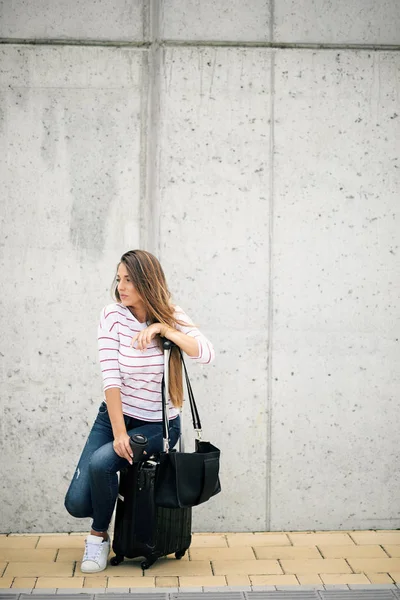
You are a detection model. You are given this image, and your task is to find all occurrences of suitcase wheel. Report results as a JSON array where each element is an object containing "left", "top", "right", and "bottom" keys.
[
  {"left": 175, "top": 550, "right": 186, "bottom": 560},
  {"left": 110, "top": 554, "right": 124, "bottom": 566},
  {"left": 141, "top": 556, "right": 157, "bottom": 570}
]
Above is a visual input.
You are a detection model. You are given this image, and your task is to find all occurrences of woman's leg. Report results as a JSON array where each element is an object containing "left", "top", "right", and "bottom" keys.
[
  {"left": 66, "top": 404, "right": 181, "bottom": 534},
  {"left": 89, "top": 414, "right": 181, "bottom": 532},
  {"left": 64, "top": 402, "right": 120, "bottom": 523}
]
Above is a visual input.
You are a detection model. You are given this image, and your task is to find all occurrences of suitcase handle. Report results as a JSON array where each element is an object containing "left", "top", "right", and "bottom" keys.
[{"left": 162, "top": 339, "right": 174, "bottom": 350}]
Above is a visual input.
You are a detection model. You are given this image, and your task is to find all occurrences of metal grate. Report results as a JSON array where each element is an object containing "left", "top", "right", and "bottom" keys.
[
  {"left": 172, "top": 595, "right": 244, "bottom": 600},
  {"left": 99, "top": 596, "right": 167, "bottom": 600},
  {"left": 22, "top": 597, "right": 93, "bottom": 600},
  {"left": 6, "top": 589, "right": 400, "bottom": 599},
  {"left": 245, "top": 592, "right": 319, "bottom": 599},
  {"left": 319, "top": 591, "right": 397, "bottom": 599},
  {"left": 20, "top": 596, "right": 92, "bottom": 600}
]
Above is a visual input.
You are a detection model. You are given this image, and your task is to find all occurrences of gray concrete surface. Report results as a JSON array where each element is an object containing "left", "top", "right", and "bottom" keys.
[{"left": 0, "top": 1, "right": 399, "bottom": 533}]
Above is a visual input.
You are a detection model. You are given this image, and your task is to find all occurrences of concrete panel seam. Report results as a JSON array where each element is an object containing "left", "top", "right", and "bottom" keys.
[
  {"left": 139, "top": 49, "right": 151, "bottom": 249},
  {"left": 0, "top": 38, "right": 151, "bottom": 47},
  {"left": 2, "top": 39, "right": 400, "bottom": 51},
  {"left": 142, "top": 0, "right": 163, "bottom": 253},
  {"left": 265, "top": 48, "right": 276, "bottom": 531},
  {"left": 270, "top": 0, "right": 275, "bottom": 44},
  {"left": 142, "top": 0, "right": 150, "bottom": 43},
  {"left": 160, "top": 41, "right": 400, "bottom": 51}
]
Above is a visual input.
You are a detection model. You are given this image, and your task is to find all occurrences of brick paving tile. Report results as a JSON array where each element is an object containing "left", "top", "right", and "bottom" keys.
[
  {"left": 347, "top": 557, "right": 400, "bottom": 572},
  {"left": 288, "top": 533, "right": 355, "bottom": 546},
  {"left": 350, "top": 532, "right": 400, "bottom": 545},
  {"left": 83, "top": 577, "right": 108, "bottom": 588},
  {"left": 190, "top": 536, "right": 228, "bottom": 548},
  {"left": 106, "top": 577, "right": 153, "bottom": 588},
  {"left": 319, "top": 573, "right": 370, "bottom": 584},
  {"left": 227, "top": 534, "right": 290, "bottom": 547},
  {"left": 79, "top": 563, "right": 142, "bottom": 578},
  {"left": 254, "top": 546, "right": 320, "bottom": 560},
  {"left": 0, "top": 538, "right": 39, "bottom": 549},
  {"left": 281, "top": 558, "right": 352, "bottom": 574},
  {"left": 225, "top": 575, "right": 251, "bottom": 586},
  {"left": 37, "top": 537, "right": 86, "bottom": 549},
  {"left": 250, "top": 575, "right": 298, "bottom": 586},
  {"left": 382, "top": 545, "right": 400, "bottom": 557},
  {"left": 9, "top": 533, "right": 67, "bottom": 537},
  {"left": 366, "top": 572, "right": 394, "bottom": 583},
  {"left": 0, "top": 577, "right": 13, "bottom": 589},
  {"left": 296, "top": 574, "right": 323, "bottom": 584},
  {"left": 56, "top": 550, "right": 83, "bottom": 562},
  {"left": 12, "top": 578, "right": 37, "bottom": 588},
  {"left": 189, "top": 547, "right": 255, "bottom": 561},
  {"left": 178, "top": 576, "right": 226, "bottom": 587},
  {"left": 212, "top": 559, "right": 282, "bottom": 575},
  {"left": 142, "top": 560, "right": 212, "bottom": 577},
  {"left": 35, "top": 577, "right": 84, "bottom": 588},
  {"left": 4, "top": 562, "right": 74, "bottom": 577},
  {"left": 318, "top": 545, "right": 388, "bottom": 558},
  {"left": 0, "top": 550, "right": 57, "bottom": 563},
  {"left": 155, "top": 577, "right": 179, "bottom": 587}
]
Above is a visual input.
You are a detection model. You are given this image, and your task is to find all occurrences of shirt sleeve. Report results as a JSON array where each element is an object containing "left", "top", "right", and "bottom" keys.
[
  {"left": 174, "top": 306, "right": 215, "bottom": 365},
  {"left": 98, "top": 304, "right": 121, "bottom": 391}
]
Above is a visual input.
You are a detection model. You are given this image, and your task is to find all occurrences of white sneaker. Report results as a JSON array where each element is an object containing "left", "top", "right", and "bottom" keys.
[{"left": 80, "top": 534, "right": 110, "bottom": 573}]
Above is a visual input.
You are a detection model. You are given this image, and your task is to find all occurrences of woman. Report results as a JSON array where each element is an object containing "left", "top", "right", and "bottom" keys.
[{"left": 64, "top": 250, "right": 215, "bottom": 573}]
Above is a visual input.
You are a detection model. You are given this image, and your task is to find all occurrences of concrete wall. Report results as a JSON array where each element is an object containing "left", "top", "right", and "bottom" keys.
[{"left": 0, "top": 0, "right": 399, "bottom": 533}]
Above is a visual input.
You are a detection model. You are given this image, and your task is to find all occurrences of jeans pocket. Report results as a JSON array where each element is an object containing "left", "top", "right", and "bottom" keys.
[{"left": 98, "top": 401, "right": 108, "bottom": 414}]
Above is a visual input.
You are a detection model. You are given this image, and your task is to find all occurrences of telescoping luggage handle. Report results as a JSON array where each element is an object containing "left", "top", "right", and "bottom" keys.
[{"left": 162, "top": 339, "right": 202, "bottom": 453}]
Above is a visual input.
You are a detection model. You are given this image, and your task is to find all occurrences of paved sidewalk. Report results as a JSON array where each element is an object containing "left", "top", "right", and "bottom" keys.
[{"left": 1, "top": 531, "right": 400, "bottom": 593}]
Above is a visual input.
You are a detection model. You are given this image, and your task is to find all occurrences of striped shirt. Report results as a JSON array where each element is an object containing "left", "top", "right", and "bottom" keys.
[{"left": 98, "top": 302, "right": 215, "bottom": 421}]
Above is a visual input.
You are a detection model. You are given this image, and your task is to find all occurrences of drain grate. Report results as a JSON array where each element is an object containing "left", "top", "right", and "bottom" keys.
[
  {"left": 3, "top": 589, "right": 399, "bottom": 599},
  {"left": 21, "top": 597, "right": 92, "bottom": 600},
  {"left": 320, "top": 591, "right": 397, "bottom": 599},
  {"left": 245, "top": 592, "right": 319, "bottom": 599},
  {"left": 20, "top": 596, "right": 92, "bottom": 600},
  {"left": 100, "top": 596, "right": 167, "bottom": 600},
  {"left": 172, "top": 595, "right": 244, "bottom": 600}
]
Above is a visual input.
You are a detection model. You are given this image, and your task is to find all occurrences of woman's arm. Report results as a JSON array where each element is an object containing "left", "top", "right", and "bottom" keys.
[
  {"left": 131, "top": 307, "right": 215, "bottom": 364},
  {"left": 104, "top": 388, "right": 133, "bottom": 465},
  {"left": 161, "top": 325, "right": 199, "bottom": 357},
  {"left": 98, "top": 306, "right": 133, "bottom": 464}
]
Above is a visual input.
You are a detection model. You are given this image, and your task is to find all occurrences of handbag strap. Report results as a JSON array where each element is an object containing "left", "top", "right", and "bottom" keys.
[
  {"left": 178, "top": 348, "right": 202, "bottom": 431},
  {"left": 161, "top": 340, "right": 203, "bottom": 447},
  {"left": 197, "top": 456, "right": 220, "bottom": 505}
]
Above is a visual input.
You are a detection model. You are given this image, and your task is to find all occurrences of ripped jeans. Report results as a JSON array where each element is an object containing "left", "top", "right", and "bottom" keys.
[{"left": 64, "top": 402, "right": 180, "bottom": 532}]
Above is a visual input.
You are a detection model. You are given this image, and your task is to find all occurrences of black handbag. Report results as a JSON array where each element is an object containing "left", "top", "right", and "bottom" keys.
[{"left": 154, "top": 340, "right": 221, "bottom": 509}]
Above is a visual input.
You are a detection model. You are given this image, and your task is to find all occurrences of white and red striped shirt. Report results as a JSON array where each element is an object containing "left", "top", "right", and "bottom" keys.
[{"left": 98, "top": 302, "right": 215, "bottom": 421}]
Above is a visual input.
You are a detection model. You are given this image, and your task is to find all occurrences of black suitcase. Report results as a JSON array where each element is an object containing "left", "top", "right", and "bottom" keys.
[{"left": 110, "top": 341, "right": 192, "bottom": 570}]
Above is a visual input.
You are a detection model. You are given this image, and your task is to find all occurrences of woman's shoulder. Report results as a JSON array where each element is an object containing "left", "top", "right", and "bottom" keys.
[
  {"left": 172, "top": 304, "right": 184, "bottom": 317},
  {"left": 99, "top": 302, "right": 125, "bottom": 323},
  {"left": 172, "top": 305, "right": 195, "bottom": 326}
]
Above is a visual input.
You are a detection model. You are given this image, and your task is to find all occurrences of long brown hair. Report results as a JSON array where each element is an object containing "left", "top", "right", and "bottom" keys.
[{"left": 112, "top": 250, "right": 184, "bottom": 408}]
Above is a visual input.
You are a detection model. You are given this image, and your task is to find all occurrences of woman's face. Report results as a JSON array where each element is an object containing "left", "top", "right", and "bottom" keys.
[{"left": 116, "top": 263, "right": 144, "bottom": 307}]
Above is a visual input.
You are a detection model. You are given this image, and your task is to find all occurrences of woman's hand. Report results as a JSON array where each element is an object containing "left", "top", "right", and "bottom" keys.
[
  {"left": 113, "top": 432, "right": 133, "bottom": 465},
  {"left": 131, "top": 323, "right": 170, "bottom": 351}
]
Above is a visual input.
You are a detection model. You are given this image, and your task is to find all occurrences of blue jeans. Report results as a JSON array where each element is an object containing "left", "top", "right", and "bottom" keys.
[{"left": 64, "top": 402, "right": 181, "bottom": 532}]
